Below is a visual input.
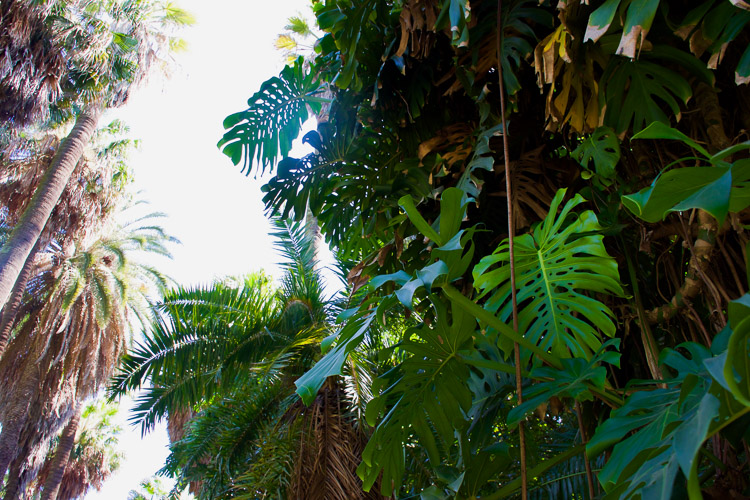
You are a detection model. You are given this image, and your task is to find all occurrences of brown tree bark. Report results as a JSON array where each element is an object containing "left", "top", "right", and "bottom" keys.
[
  {"left": 0, "top": 107, "right": 100, "bottom": 312},
  {"left": 0, "top": 362, "right": 40, "bottom": 482},
  {"left": 0, "top": 240, "right": 40, "bottom": 360},
  {"left": 3, "top": 455, "right": 24, "bottom": 500},
  {"left": 40, "top": 401, "right": 83, "bottom": 500}
]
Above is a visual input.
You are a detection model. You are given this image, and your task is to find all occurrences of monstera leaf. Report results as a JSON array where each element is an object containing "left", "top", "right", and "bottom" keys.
[
  {"left": 218, "top": 58, "right": 324, "bottom": 174},
  {"left": 573, "top": 126, "right": 621, "bottom": 186},
  {"left": 474, "top": 189, "right": 623, "bottom": 362},
  {"left": 601, "top": 58, "right": 691, "bottom": 134},
  {"left": 588, "top": 340, "right": 750, "bottom": 499},
  {"left": 622, "top": 122, "right": 750, "bottom": 223},
  {"left": 357, "top": 295, "right": 475, "bottom": 495}
]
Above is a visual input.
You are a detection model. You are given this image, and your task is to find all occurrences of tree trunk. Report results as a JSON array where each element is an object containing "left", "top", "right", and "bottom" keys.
[
  {"left": 3, "top": 455, "right": 24, "bottom": 500},
  {"left": 40, "top": 401, "right": 82, "bottom": 500},
  {"left": 305, "top": 205, "right": 323, "bottom": 271},
  {"left": 0, "top": 107, "right": 100, "bottom": 312},
  {"left": 0, "top": 362, "right": 39, "bottom": 482},
  {"left": 0, "top": 239, "right": 40, "bottom": 360}
]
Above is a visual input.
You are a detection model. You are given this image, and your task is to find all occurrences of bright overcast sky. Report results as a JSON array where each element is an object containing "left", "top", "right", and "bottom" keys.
[{"left": 87, "top": 0, "right": 315, "bottom": 496}]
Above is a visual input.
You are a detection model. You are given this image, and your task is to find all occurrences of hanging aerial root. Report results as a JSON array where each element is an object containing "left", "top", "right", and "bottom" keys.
[{"left": 646, "top": 211, "right": 717, "bottom": 324}]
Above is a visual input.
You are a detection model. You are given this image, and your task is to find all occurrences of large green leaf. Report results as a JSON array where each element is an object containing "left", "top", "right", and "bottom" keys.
[
  {"left": 622, "top": 166, "right": 732, "bottom": 223},
  {"left": 218, "top": 59, "right": 323, "bottom": 174},
  {"left": 357, "top": 296, "right": 475, "bottom": 496},
  {"left": 631, "top": 121, "right": 709, "bottom": 158},
  {"left": 623, "top": 124, "right": 750, "bottom": 223},
  {"left": 589, "top": 341, "right": 750, "bottom": 498},
  {"left": 295, "top": 308, "right": 376, "bottom": 405},
  {"left": 601, "top": 58, "right": 691, "bottom": 133},
  {"left": 474, "top": 189, "right": 624, "bottom": 362},
  {"left": 725, "top": 316, "right": 750, "bottom": 406}
]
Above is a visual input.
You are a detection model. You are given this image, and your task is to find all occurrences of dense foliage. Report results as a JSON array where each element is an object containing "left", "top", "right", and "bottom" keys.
[{"left": 217, "top": 0, "right": 750, "bottom": 498}]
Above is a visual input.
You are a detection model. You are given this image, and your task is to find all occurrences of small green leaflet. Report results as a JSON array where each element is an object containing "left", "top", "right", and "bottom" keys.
[{"left": 572, "top": 126, "right": 621, "bottom": 186}]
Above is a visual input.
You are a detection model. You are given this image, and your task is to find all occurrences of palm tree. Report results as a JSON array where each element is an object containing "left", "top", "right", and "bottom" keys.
[
  {"left": 111, "top": 219, "right": 381, "bottom": 499},
  {"left": 0, "top": 120, "right": 137, "bottom": 360},
  {"left": 33, "top": 398, "right": 124, "bottom": 500},
  {"left": 0, "top": 0, "right": 192, "bottom": 314},
  {"left": 0, "top": 212, "right": 176, "bottom": 493},
  {"left": 127, "top": 475, "right": 172, "bottom": 500}
]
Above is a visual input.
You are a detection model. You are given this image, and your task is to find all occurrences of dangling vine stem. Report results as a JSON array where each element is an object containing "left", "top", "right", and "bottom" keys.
[{"left": 496, "top": 1, "right": 527, "bottom": 498}]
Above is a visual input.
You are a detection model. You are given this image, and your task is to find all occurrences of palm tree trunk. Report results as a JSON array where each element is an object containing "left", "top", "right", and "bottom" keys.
[
  {"left": 3, "top": 455, "right": 24, "bottom": 500},
  {"left": 0, "top": 362, "right": 40, "bottom": 481},
  {"left": 41, "top": 401, "right": 83, "bottom": 500},
  {"left": 305, "top": 205, "right": 323, "bottom": 270},
  {"left": 0, "top": 239, "right": 40, "bottom": 360},
  {"left": 0, "top": 107, "right": 100, "bottom": 312}
]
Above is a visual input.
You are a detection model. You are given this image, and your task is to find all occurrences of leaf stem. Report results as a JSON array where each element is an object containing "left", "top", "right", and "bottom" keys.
[{"left": 575, "top": 401, "right": 597, "bottom": 499}]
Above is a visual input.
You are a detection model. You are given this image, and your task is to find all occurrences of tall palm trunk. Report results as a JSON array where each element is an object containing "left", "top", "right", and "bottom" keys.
[
  {"left": 40, "top": 401, "right": 83, "bottom": 500},
  {"left": 0, "top": 107, "right": 101, "bottom": 312},
  {"left": 0, "top": 240, "right": 40, "bottom": 360},
  {"left": 305, "top": 206, "right": 323, "bottom": 270}
]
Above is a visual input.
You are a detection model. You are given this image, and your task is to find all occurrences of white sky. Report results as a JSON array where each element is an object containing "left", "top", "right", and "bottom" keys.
[{"left": 86, "top": 0, "right": 316, "bottom": 496}]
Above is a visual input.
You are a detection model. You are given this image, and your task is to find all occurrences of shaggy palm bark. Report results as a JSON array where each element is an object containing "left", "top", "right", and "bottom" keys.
[
  {"left": 41, "top": 402, "right": 83, "bottom": 500},
  {"left": 0, "top": 108, "right": 100, "bottom": 312},
  {"left": 0, "top": 361, "right": 40, "bottom": 481}
]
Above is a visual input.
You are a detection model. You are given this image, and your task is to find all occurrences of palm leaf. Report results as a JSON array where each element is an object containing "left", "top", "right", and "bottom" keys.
[{"left": 474, "top": 188, "right": 623, "bottom": 362}]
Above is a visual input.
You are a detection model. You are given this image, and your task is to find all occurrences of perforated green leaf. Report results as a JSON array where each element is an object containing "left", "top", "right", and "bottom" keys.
[
  {"left": 474, "top": 189, "right": 624, "bottom": 363},
  {"left": 572, "top": 126, "right": 621, "bottom": 185},
  {"left": 601, "top": 59, "right": 691, "bottom": 134},
  {"left": 357, "top": 296, "right": 475, "bottom": 496},
  {"left": 218, "top": 59, "right": 323, "bottom": 174}
]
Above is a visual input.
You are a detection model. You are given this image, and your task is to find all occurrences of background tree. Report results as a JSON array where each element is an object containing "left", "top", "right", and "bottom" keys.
[
  {"left": 32, "top": 398, "right": 125, "bottom": 500},
  {"left": 0, "top": 0, "right": 192, "bottom": 314},
  {"left": 0, "top": 209, "right": 175, "bottom": 493},
  {"left": 113, "top": 219, "right": 382, "bottom": 499},
  {"left": 0, "top": 119, "right": 136, "bottom": 359},
  {"left": 0, "top": 0, "right": 68, "bottom": 127}
]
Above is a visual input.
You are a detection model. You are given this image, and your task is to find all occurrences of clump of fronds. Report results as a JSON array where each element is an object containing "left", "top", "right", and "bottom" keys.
[{"left": 0, "top": 0, "right": 68, "bottom": 126}]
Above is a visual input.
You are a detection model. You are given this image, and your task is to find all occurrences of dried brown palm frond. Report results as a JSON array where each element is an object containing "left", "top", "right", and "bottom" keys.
[
  {"left": 418, "top": 123, "right": 475, "bottom": 170},
  {"left": 490, "top": 145, "right": 561, "bottom": 229},
  {"left": 396, "top": 0, "right": 439, "bottom": 60},
  {"left": 0, "top": 0, "right": 69, "bottom": 127},
  {"left": 0, "top": 132, "right": 124, "bottom": 247}
]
